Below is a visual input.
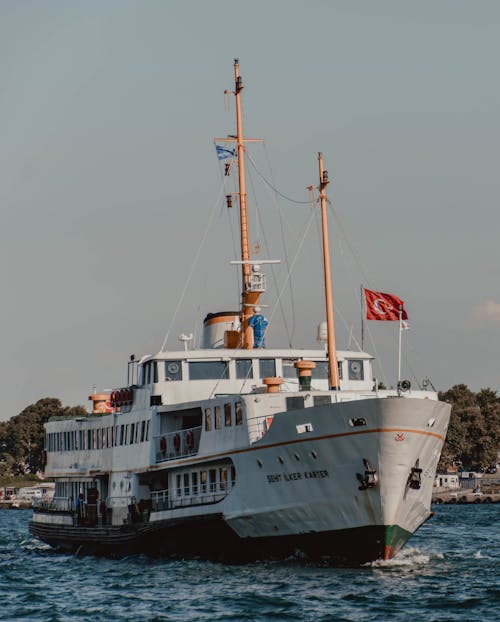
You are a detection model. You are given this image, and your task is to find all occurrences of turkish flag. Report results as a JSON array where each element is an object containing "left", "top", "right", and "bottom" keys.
[{"left": 365, "top": 289, "right": 408, "bottom": 321}]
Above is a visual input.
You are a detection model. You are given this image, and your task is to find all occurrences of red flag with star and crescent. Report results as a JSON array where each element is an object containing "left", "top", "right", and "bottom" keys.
[{"left": 364, "top": 289, "right": 408, "bottom": 321}]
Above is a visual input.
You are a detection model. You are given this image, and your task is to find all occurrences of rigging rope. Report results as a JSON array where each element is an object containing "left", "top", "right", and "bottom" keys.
[{"left": 160, "top": 179, "right": 226, "bottom": 352}]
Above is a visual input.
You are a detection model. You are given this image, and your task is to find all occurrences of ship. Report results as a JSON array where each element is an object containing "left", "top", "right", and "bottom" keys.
[{"left": 30, "top": 60, "right": 451, "bottom": 563}]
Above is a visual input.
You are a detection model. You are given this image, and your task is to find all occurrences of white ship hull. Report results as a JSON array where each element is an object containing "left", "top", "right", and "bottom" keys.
[{"left": 31, "top": 396, "right": 449, "bottom": 562}]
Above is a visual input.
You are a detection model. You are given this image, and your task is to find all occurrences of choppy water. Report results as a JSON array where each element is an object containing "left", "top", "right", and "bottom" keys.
[{"left": 0, "top": 507, "right": 498, "bottom": 621}]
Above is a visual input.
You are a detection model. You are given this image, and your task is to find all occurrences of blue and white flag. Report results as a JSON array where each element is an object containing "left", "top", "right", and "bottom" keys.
[{"left": 215, "top": 145, "right": 235, "bottom": 160}]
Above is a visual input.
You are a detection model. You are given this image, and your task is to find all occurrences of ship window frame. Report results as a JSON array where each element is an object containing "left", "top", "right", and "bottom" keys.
[
  {"left": 146, "top": 420, "right": 150, "bottom": 441},
  {"left": 220, "top": 467, "right": 228, "bottom": 491},
  {"left": 235, "top": 358, "right": 253, "bottom": 380},
  {"left": 214, "top": 405, "right": 222, "bottom": 429},
  {"left": 282, "top": 359, "right": 298, "bottom": 379},
  {"left": 183, "top": 473, "right": 190, "bottom": 496},
  {"left": 348, "top": 359, "right": 364, "bottom": 381},
  {"left": 130, "top": 423, "right": 135, "bottom": 445},
  {"left": 188, "top": 360, "right": 229, "bottom": 381},
  {"left": 140, "top": 421, "right": 146, "bottom": 442},
  {"left": 200, "top": 470, "right": 207, "bottom": 494},
  {"left": 209, "top": 469, "right": 217, "bottom": 493},
  {"left": 191, "top": 472, "right": 198, "bottom": 495},
  {"left": 165, "top": 360, "right": 183, "bottom": 382},
  {"left": 205, "top": 407, "right": 212, "bottom": 431},
  {"left": 259, "top": 358, "right": 276, "bottom": 378},
  {"left": 235, "top": 402, "right": 243, "bottom": 426},
  {"left": 224, "top": 403, "right": 232, "bottom": 427}
]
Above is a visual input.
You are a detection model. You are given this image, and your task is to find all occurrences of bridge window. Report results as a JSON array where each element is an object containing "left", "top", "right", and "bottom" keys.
[
  {"left": 165, "top": 360, "right": 182, "bottom": 382},
  {"left": 236, "top": 359, "right": 253, "bottom": 379},
  {"left": 189, "top": 361, "right": 229, "bottom": 380},
  {"left": 348, "top": 359, "right": 364, "bottom": 381},
  {"left": 313, "top": 361, "right": 343, "bottom": 380},
  {"left": 282, "top": 359, "right": 297, "bottom": 378},
  {"left": 259, "top": 359, "right": 276, "bottom": 378}
]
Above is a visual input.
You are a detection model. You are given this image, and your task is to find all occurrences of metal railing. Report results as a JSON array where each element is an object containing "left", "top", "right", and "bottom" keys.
[
  {"left": 155, "top": 425, "right": 202, "bottom": 463},
  {"left": 151, "top": 482, "right": 235, "bottom": 512},
  {"left": 32, "top": 496, "right": 74, "bottom": 513}
]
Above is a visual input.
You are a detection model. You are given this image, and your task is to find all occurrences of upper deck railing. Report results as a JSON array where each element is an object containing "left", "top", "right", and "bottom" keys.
[{"left": 154, "top": 425, "right": 202, "bottom": 463}]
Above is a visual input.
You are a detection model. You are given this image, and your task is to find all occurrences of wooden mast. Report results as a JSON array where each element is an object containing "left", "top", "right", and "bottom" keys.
[
  {"left": 233, "top": 59, "right": 260, "bottom": 349},
  {"left": 318, "top": 153, "right": 340, "bottom": 390}
]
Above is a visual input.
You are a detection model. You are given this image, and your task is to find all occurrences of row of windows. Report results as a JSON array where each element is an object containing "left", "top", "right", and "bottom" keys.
[
  {"left": 204, "top": 401, "right": 243, "bottom": 431},
  {"left": 142, "top": 358, "right": 365, "bottom": 384},
  {"left": 175, "top": 466, "right": 235, "bottom": 497},
  {"left": 46, "top": 420, "right": 151, "bottom": 452}
]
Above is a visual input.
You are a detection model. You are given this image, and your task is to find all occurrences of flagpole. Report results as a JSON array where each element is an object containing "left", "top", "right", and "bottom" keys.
[
  {"left": 361, "top": 284, "right": 365, "bottom": 351},
  {"left": 397, "top": 305, "right": 402, "bottom": 385}
]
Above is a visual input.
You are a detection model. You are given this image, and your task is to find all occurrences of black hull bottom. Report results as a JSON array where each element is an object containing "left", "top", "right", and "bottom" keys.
[{"left": 29, "top": 513, "right": 414, "bottom": 564}]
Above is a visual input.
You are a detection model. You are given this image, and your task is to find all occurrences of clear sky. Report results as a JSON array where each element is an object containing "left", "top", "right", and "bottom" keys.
[{"left": 1, "top": 0, "right": 499, "bottom": 419}]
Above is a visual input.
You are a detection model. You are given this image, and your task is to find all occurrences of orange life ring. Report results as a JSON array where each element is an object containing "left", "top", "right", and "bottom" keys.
[
  {"left": 186, "top": 430, "right": 194, "bottom": 449},
  {"left": 173, "top": 433, "right": 181, "bottom": 451},
  {"left": 159, "top": 436, "right": 167, "bottom": 452}
]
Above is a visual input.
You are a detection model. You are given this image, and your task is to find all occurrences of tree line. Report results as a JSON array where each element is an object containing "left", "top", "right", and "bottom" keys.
[{"left": 0, "top": 387, "right": 498, "bottom": 477}]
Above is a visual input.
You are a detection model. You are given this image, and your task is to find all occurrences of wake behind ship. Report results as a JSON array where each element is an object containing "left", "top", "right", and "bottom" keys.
[{"left": 30, "top": 60, "right": 451, "bottom": 563}]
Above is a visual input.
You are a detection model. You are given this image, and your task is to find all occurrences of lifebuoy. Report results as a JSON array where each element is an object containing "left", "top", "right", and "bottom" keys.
[
  {"left": 110, "top": 391, "right": 117, "bottom": 407},
  {"left": 159, "top": 436, "right": 166, "bottom": 452},
  {"left": 186, "top": 430, "right": 194, "bottom": 449},
  {"left": 173, "top": 434, "right": 181, "bottom": 451}
]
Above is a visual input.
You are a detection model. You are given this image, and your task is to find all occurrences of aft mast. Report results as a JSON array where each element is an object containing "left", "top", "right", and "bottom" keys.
[{"left": 318, "top": 153, "right": 340, "bottom": 390}]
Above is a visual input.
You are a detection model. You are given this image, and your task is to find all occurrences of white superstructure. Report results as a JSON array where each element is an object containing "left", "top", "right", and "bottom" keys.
[{"left": 30, "top": 60, "right": 450, "bottom": 562}]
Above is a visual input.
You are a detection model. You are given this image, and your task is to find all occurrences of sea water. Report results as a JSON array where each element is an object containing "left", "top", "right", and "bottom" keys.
[{"left": 0, "top": 506, "right": 498, "bottom": 622}]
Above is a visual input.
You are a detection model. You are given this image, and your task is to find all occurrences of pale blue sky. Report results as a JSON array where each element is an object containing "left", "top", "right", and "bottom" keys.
[{"left": 1, "top": 1, "right": 499, "bottom": 418}]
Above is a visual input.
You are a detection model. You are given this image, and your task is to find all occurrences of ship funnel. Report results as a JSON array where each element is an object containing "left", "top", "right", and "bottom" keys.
[{"left": 202, "top": 311, "right": 241, "bottom": 349}]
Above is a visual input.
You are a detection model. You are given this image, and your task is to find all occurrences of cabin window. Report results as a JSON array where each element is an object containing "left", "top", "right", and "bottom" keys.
[
  {"left": 183, "top": 473, "right": 190, "bottom": 496},
  {"left": 348, "top": 359, "right": 364, "bottom": 381},
  {"left": 282, "top": 359, "right": 297, "bottom": 379},
  {"left": 120, "top": 425, "right": 125, "bottom": 445},
  {"left": 205, "top": 408, "right": 212, "bottom": 431},
  {"left": 200, "top": 470, "right": 207, "bottom": 494},
  {"left": 176, "top": 475, "right": 182, "bottom": 497},
  {"left": 224, "top": 403, "right": 232, "bottom": 427},
  {"left": 165, "top": 360, "right": 182, "bottom": 382},
  {"left": 209, "top": 469, "right": 217, "bottom": 493},
  {"left": 259, "top": 359, "right": 276, "bottom": 378},
  {"left": 114, "top": 426, "right": 119, "bottom": 447},
  {"left": 312, "top": 361, "right": 343, "bottom": 380},
  {"left": 153, "top": 362, "right": 158, "bottom": 383},
  {"left": 188, "top": 361, "right": 229, "bottom": 380},
  {"left": 286, "top": 396, "right": 305, "bottom": 411},
  {"left": 313, "top": 395, "right": 331, "bottom": 406},
  {"left": 220, "top": 467, "right": 228, "bottom": 491},
  {"left": 215, "top": 406, "right": 222, "bottom": 429},
  {"left": 192, "top": 472, "right": 198, "bottom": 495},
  {"left": 236, "top": 358, "right": 253, "bottom": 379},
  {"left": 231, "top": 465, "right": 236, "bottom": 483},
  {"left": 235, "top": 402, "right": 243, "bottom": 426},
  {"left": 141, "top": 421, "right": 146, "bottom": 442},
  {"left": 146, "top": 420, "right": 150, "bottom": 441},
  {"left": 130, "top": 423, "right": 135, "bottom": 444}
]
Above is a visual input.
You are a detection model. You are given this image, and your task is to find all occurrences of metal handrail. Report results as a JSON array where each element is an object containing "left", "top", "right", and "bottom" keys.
[{"left": 151, "top": 481, "right": 235, "bottom": 512}]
